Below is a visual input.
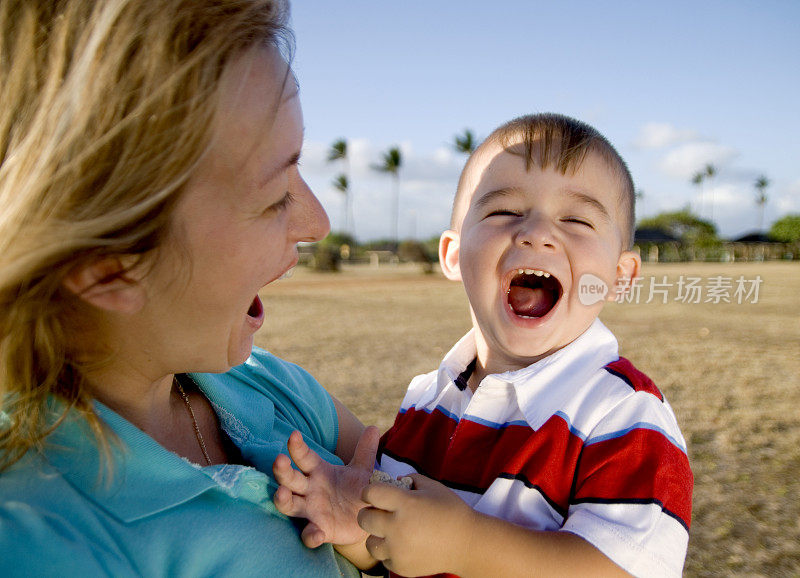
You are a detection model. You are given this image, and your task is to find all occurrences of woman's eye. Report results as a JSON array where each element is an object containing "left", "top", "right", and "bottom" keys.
[{"left": 264, "top": 191, "right": 294, "bottom": 215}]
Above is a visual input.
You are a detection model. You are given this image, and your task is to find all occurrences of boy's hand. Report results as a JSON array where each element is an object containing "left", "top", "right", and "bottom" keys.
[
  {"left": 272, "top": 426, "right": 380, "bottom": 548},
  {"left": 358, "top": 473, "right": 475, "bottom": 577}
]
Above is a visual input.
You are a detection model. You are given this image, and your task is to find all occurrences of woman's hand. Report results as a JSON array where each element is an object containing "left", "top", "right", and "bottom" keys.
[
  {"left": 272, "top": 426, "right": 380, "bottom": 548},
  {"left": 358, "top": 473, "right": 476, "bottom": 577}
]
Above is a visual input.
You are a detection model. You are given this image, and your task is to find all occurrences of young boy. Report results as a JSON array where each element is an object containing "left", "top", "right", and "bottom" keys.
[{"left": 273, "top": 113, "right": 693, "bottom": 577}]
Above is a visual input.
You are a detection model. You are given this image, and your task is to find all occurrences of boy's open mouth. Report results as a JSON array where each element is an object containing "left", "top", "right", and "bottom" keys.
[{"left": 506, "top": 269, "right": 562, "bottom": 318}]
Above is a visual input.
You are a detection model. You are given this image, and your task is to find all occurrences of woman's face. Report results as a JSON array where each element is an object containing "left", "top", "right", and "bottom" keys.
[{"left": 141, "top": 46, "right": 329, "bottom": 373}]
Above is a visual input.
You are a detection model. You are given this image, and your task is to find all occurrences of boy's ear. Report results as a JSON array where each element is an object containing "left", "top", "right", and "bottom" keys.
[
  {"left": 438, "top": 230, "right": 462, "bottom": 281},
  {"left": 62, "top": 256, "right": 146, "bottom": 314},
  {"left": 608, "top": 250, "right": 642, "bottom": 301}
]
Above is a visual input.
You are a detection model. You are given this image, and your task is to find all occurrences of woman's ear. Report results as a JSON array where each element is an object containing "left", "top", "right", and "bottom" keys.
[
  {"left": 439, "top": 230, "right": 462, "bottom": 281},
  {"left": 62, "top": 257, "right": 146, "bottom": 314},
  {"left": 609, "top": 250, "right": 642, "bottom": 301}
]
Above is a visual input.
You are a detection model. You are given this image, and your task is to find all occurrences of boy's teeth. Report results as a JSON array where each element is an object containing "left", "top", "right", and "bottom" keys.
[{"left": 519, "top": 268, "right": 550, "bottom": 278}]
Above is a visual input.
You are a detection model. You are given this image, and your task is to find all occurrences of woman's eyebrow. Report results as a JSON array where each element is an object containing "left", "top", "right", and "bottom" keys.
[
  {"left": 565, "top": 190, "right": 611, "bottom": 219},
  {"left": 258, "top": 148, "right": 302, "bottom": 188}
]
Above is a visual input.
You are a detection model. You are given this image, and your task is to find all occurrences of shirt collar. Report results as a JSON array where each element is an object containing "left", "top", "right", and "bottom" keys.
[
  {"left": 437, "top": 318, "right": 619, "bottom": 429},
  {"left": 44, "top": 393, "right": 222, "bottom": 524}
]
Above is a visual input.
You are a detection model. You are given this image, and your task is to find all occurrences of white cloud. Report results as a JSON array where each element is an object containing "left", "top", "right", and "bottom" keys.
[
  {"left": 658, "top": 142, "right": 738, "bottom": 181},
  {"left": 301, "top": 138, "right": 463, "bottom": 240},
  {"left": 634, "top": 122, "right": 699, "bottom": 149}
]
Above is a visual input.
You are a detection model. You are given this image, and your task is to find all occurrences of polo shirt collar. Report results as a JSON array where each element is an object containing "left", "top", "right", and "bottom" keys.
[
  {"left": 437, "top": 318, "right": 619, "bottom": 429},
  {"left": 44, "top": 399, "right": 220, "bottom": 524}
]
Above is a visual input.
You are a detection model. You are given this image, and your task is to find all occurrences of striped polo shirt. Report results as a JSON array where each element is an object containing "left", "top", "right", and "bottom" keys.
[{"left": 378, "top": 319, "right": 692, "bottom": 578}]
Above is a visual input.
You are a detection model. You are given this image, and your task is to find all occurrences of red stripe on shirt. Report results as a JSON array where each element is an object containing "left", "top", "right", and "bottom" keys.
[
  {"left": 575, "top": 428, "right": 693, "bottom": 528},
  {"left": 604, "top": 357, "right": 663, "bottom": 401},
  {"left": 381, "top": 409, "right": 583, "bottom": 514}
]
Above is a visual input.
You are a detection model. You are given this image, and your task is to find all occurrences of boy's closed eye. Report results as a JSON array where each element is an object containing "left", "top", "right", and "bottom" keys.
[
  {"left": 486, "top": 209, "right": 523, "bottom": 218},
  {"left": 561, "top": 216, "right": 595, "bottom": 228}
]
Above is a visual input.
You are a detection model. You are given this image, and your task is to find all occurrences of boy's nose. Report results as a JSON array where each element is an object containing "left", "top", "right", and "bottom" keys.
[
  {"left": 291, "top": 174, "right": 330, "bottom": 243},
  {"left": 515, "top": 215, "right": 557, "bottom": 250}
]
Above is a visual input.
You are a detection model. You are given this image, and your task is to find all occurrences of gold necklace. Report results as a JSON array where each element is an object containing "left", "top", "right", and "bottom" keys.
[{"left": 174, "top": 378, "right": 212, "bottom": 466}]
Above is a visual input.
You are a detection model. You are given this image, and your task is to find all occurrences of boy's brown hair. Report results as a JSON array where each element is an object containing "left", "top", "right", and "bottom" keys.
[{"left": 452, "top": 113, "right": 636, "bottom": 248}]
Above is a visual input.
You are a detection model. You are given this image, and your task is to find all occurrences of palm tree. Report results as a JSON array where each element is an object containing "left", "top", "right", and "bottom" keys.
[
  {"left": 372, "top": 146, "right": 402, "bottom": 249},
  {"left": 453, "top": 128, "right": 476, "bottom": 155},
  {"left": 327, "top": 139, "right": 353, "bottom": 236},
  {"left": 634, "top": 188, "right": 645, "bottom": 223},
  {"left": 691, "top": 171, "right": 705, "bottom": 217},
  {"left": 704, "top": 164, "right": 717, "bottom": 221},
  {"left": 332, "top": 174, "right": 349, "bottom": 234},
  {"left": 754, "top": 175, "right": 769, "bottom": 232}
]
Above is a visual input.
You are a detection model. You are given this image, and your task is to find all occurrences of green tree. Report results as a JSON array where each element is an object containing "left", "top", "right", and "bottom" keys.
[
  {"left": 327, "top": 139, "right": 353, "bottom": 236},
  {"left": 372, "top": 146, "right": 402, "bottom": 249},
  {"left": 332, "top": 173, "right": 349, "bottom": 234},
  {"left": 638, "top": 209, "right": 718, "bottom": 245},
  {"left": 635, "top": 188, "right": 645, "bottom": 221},
  {"left": 704, "top": 163, "right": 717, "bottom": 221},
  {"left": 754, "top": 175, "right": 769, "bottom": 232},
  {"left": 311, "top": 231, "right": 358, "bottom": 272},
  {"left": 453, "top": 128, "right": 476, "bottom": 155},
  {"left": 691, "top": 171, "right": 705, "bottom": 216},
  {"left": 770, "top": 214, "right": 800, "bottom": 243}
]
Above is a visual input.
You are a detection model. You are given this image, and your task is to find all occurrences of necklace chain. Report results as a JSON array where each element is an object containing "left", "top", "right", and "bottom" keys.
[{"left": 174, "top": 378, "right": 212, "bottom": 466}]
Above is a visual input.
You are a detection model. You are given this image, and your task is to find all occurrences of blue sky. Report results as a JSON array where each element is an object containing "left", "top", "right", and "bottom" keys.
[{"left": 289, "top": 0, "right": 800, "bottom": 242}]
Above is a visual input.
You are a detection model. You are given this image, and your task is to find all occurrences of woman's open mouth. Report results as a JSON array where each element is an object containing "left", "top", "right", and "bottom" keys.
[
  {"left": 506, "top": 269, "right": 562, "bottom": 318},
  {"left": 247, "top": 295, "right": 264, "bottom": 321}
]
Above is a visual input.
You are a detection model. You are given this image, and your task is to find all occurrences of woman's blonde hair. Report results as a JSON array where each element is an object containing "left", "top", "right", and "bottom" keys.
[{"left": 0, "top": 0, "right": 291, "bottom": 470}]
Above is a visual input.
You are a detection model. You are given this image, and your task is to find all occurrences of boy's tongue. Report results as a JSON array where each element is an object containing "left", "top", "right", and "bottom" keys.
[{"left": 508, "top": 285, "right": 556, "bottom": 317}]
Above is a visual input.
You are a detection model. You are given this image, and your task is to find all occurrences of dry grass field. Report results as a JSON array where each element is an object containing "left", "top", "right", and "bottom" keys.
[{"left": 256, "top": 261, "right": 800, "bottom": 577}]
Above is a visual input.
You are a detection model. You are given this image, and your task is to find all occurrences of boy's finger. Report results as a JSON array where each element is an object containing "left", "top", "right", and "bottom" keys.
[
  {"left": 364, "top": 534, "right": 389, "bottom": 562},
  {"left": 407, "top": 472, "right": 441, "bottom": 491},
  {"left": 349, "top": 426, "right": 380, "bottom": 471},
  {"left": 300, "top": 522, "right": 327, "bottom": 549},
  {"left": 357, "top": 506, "right": 390, "bottom": 538},
  {"left": 272, "top": 454, "right": 310, "bottom": 494},
  {"left": 273, "top": 485, "right": 307, "bottom": 517},
  {"left": 361, "top": 481, "right": 406, "bottom": 511},
  {"left": 287, "top": 430, "right": 322, "bottom": 474}
]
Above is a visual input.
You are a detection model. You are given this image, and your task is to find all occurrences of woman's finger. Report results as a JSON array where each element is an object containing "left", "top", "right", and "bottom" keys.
[
  {"left": 349, "top": 425, "right": 380, "bottom": 471},
  {"left": 286, "top": 430, "right": 323, "bottom": 474}
]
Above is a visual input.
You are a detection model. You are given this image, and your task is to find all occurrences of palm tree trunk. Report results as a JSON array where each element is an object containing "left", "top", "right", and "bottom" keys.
[
  {"left": 392, "top": 174, "right": 399, "bottom": 250},
  {"left": 345, "top": 156, "right": 354, "bottom": 238}
]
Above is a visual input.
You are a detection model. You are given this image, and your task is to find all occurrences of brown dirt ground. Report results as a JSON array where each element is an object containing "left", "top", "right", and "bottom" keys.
[{"left": 256, "top": 261, "right": 800, "bottom": 577}]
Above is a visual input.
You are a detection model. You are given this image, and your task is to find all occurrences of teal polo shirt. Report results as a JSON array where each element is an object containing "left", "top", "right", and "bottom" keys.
[{"left": 0, "top": 348, "right": 359, "bottom": 577}]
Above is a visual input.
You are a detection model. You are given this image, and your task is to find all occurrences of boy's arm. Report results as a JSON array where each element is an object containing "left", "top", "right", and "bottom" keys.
[{"left": 359, "top": 474, "right": 630, "bottom": 577}]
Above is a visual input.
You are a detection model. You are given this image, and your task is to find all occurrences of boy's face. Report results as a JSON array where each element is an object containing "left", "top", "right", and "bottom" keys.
[{"left": 439, "top": 141, "right": 640, "bottom": 375}]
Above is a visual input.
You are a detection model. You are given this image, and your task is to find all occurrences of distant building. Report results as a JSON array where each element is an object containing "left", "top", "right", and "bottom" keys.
[{"left": 633, "top": 228, "right": 681, "bottom": 262}]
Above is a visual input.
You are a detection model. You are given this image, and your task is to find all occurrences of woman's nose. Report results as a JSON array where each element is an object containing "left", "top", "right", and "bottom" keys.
[{"left": 291, "top": 174, "right": 330, "bottom": 243}]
